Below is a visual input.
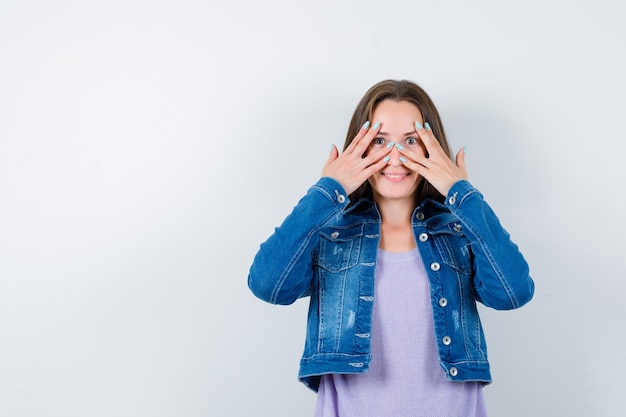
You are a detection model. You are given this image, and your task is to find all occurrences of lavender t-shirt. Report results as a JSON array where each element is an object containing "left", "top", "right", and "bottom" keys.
[{"left": 314, "top": 248, "right": 487, "bottom": 417}]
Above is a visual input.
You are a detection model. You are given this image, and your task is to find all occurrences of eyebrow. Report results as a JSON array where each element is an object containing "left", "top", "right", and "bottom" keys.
[{"left": 379, "top": 131, "right": 416, "bottom": 137}]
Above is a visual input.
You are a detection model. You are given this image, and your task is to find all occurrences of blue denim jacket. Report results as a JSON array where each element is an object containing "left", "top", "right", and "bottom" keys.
[{"left": 248, "top": 177, "right": 534, "bottom": 392}]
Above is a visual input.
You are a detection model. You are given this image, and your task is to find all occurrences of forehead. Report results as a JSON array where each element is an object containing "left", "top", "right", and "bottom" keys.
[{"left": 372, "top": 99, "right": 423, "bottom": 122}]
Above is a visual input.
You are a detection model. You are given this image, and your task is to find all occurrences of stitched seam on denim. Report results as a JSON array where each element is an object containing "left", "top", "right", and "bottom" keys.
[
  {"left": 454, "top": 190, "right": 519, "bottom": 308},
  {"left": 433, "top": 236, "right": 468, "bottom": 359},
  {"left": 311, "top": 183, "right": 345, "bottom": 209},
  {"left": 475, "top": 314, "right": 485, "bottom": 360},
  {"left": 269, "top": 185, "right": 342, "bottom": 304},
  {"left": 455, "top": 270, "right": 473, "bottom": 359},
  {"left": 437, "top": 231, "right": 471, "bottom": 274},
  {"left": 424, "top": 240, "right": 449, "bottom": 363},
  {"left": 317, "top": 269, "right": 325, "bottom": 352},
  {"left": 465, "top": 225, "right": 518, "bottom": 307},
  {"left": 334, "top": 270, "right": 347, "bottom": 352}
]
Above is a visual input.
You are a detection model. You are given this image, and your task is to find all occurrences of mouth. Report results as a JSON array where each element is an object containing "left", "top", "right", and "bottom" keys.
[{"left": 382, "top": 172, "right": 410, "bottom": 182}]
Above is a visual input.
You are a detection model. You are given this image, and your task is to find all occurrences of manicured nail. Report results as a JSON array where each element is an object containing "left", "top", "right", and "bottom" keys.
[
  {"left": 372, "top": 122, "right": 380, "bottom": 130},
  {"left": 399, "top": 156, "right": 407, "bottom": 163},
  {"left": 463, "top": 146, "right": 468, "bottom": 155},
  {"left": 330, "top": 144, "right": 335, "bottom": 151},
  {"left": 395, "top": 143, "right": 405, "bottom": 151},
  {"left": 386, "top": 141, "right": 395, "bottom": 149},
  {"left": 415, "top": 121, "right": 423, "bottom": 130},
  {"left": 383, "top": 155, "right": 391, "bottom": 162},
  {"left": 425, "top": 122, "right": 431, "bottom": 131},
  {"left": 361, "top": 121, "right": 370, "bottom": 130}
]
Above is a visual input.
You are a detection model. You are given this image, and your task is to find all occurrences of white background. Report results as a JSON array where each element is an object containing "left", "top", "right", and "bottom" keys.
[{"left": 1, "top": 1, "right": 624, "bottom": 416}]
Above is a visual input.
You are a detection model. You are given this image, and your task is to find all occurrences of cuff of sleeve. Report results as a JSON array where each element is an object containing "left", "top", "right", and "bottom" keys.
[
  {"left": 314, "top": 177, "right": 351, "bottom": 209},
  {"left": 445, "top": 180, "right": 479, "bottom": 209}
]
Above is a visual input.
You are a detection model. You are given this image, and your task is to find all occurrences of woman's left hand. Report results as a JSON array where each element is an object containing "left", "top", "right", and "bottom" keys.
[{"left": 396, "top": 122, "right": 468, "bottom": 197}]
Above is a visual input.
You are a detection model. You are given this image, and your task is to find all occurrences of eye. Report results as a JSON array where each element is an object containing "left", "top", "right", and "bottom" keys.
[
  {"left": 405, "top": 137, "right": 419, "bottom": 145},
  {"left": 371, "top": 137, "right": 386, "bottom": 146}
]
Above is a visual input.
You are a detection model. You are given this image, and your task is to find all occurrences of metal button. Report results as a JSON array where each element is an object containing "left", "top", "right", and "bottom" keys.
[
  {"left": 418, "top": 233, "right": 428, "bottom": 242},
  {"left": 453, "top": 223, "right": 462, "bottom": 232},
  {"left": 439, "top": 297, "right": 448, "bottom": 307},
  {"left": 449, "top": 367, "right": 458, "bottom": 377},
  {"left": 337, "top": 194, "right": 346, "bottom": 203},
  {"left": 442, "top": 336, "right": 452, "bottom": 345},
  {"left": 330, "top": 231, "right": 339, "bottom": 239},
  {"left": 430, "top": 262, "right": 440, "bottom": 271},
  {"left": 448, "top": 196, "right": 456, "bottom": 205},
  {"left": 415, "top": 212, "right": 425, "bottom": 220}
]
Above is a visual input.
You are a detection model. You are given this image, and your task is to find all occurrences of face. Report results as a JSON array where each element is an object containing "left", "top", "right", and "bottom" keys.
[{"left": 367, "top": 99, "right": 426, "bottom": 204}]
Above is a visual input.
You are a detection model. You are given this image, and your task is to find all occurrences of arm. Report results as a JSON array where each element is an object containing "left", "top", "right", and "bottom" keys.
[
  {"left": 248, "top": 177, "right": 350, "bottom": 305},
  {"left": 396, "top": 121, "right": 533, "bottom": 309},
  {"left": 249, "top": 121, "right": 392, "bottom": 305},
  {"left": 446, "top": 180, "right": 534, "bottom": 310}
]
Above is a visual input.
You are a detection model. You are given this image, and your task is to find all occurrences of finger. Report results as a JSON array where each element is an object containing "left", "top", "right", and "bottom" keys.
[
  {"left": 394, "top": 139, "right": 430, "bottom": 169},
  {"left": 324, "top": 144, "right": 339, "bottom": 168},
  {"left": 344, "top": 121, "right": 372, "bottom": 154},
  {"left": 362, "top": 137, "right": 393, "bottom": 167},
  {"left": 352, "top": 121, "right": 381, "bottom": 157},
  {"left": 399, "top": 153, "right": 428, "bottom": 173},
  {"left": 455, "top": 146, "right": 467, "bottom": 172},
  {"left": 362, "top": 150, "right": 394, "bottom": 178},
  {"left": 415, "top": 121, "right": 446, "bottom": 160}
]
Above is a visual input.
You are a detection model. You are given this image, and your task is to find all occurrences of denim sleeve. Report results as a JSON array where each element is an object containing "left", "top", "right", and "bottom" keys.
[
  {"left": 446, "top": 180, "right": 535, "bottom": 310},
  {"left": 248, "top": 177, "right": 350, "bottom": 305}
]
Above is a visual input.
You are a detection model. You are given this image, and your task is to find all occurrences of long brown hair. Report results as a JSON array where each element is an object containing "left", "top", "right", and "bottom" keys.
[{"left": 344, "top": 79, "right": 451, "bottom": 205}]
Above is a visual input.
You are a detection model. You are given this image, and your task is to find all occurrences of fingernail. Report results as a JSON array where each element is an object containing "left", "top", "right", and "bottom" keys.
[
  {"left": 464, "top": 146, "right": 468, "bottom": 155},
  {"left": 361, "top": 121, "right": 370, "bottom": 130},
  {"left": 399, "top": 156, "right": 407, "bottom": 163},
  {"left": 383, "top": 155, "right": 391, "bottom": 162},
  {"left": 425, "top": 122, "right": 431, "bottom": 131},
  {"left": 395, "top": 143, "right": 405, "bottom": 151},
  {"left": 372, "top": 122, "right": 380, "bottom": 130},
  {"left": 330, "top": 144, "right": 335, "bottom": 151},
  {"left": 386, "top": 141, "right": 395, "bottom": 149},
  {"left": 415, "top": 121, "right": 423, "bottom": 130}
]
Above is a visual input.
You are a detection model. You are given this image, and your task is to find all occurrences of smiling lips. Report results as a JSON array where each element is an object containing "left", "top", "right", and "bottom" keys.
[{"left": 382, "top": 172, "right": 410, "bottom": 182}]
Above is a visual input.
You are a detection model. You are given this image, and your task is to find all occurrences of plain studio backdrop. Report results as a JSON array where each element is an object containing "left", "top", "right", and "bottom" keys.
[{"left": 1, "top": 1, "right": 624, "bottom": 416}]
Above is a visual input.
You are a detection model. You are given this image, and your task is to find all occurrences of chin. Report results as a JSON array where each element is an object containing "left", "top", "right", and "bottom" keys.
[{"left": 371, "top": 187, "right": 419, "bottom": 201}]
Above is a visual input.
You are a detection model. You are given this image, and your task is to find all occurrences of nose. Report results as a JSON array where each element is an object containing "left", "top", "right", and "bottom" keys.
[{"left": 387, "top": 146, "right": 402, "bottom": 166}]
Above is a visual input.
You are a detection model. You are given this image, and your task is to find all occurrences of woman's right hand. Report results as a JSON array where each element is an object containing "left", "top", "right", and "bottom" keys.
[{"left": 322, "top": 121, "right": 393, "bottom": 196}]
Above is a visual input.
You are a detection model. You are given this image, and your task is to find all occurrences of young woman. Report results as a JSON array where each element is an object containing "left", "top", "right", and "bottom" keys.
[{"left": 248, "top": 79, "right": 534, "bottom": 416}]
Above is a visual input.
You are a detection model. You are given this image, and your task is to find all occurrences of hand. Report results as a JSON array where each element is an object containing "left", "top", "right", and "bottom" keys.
[
  {"left": 322, "top": 122, "right": 393, "bottom": 196},
  {"left": 396, "top": 121, "right": 468, "bottom": 197}
]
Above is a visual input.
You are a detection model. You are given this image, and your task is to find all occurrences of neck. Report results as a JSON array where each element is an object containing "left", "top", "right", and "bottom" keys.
[
  {"left": 375, "top": 197, "right": 416, "bottom": 252},
  {"left": 375, "top": 197, "right": 415, "bottom": 226}
]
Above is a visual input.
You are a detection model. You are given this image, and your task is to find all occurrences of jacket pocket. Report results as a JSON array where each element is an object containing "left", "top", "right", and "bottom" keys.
[
  {"left": 316, "top": 224, "right": 363, "bottom": 273},
  {"left": 430, "top": 222, "right": 472, "bottom": 275}
]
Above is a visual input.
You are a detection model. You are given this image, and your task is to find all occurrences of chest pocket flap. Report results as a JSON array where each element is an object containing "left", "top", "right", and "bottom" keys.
[
  {"left": 316, "top": 224, "right": 364, "bottom": 273},
  {"left": 428, "top": 221, "right": 472, "bottom": 275}
]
